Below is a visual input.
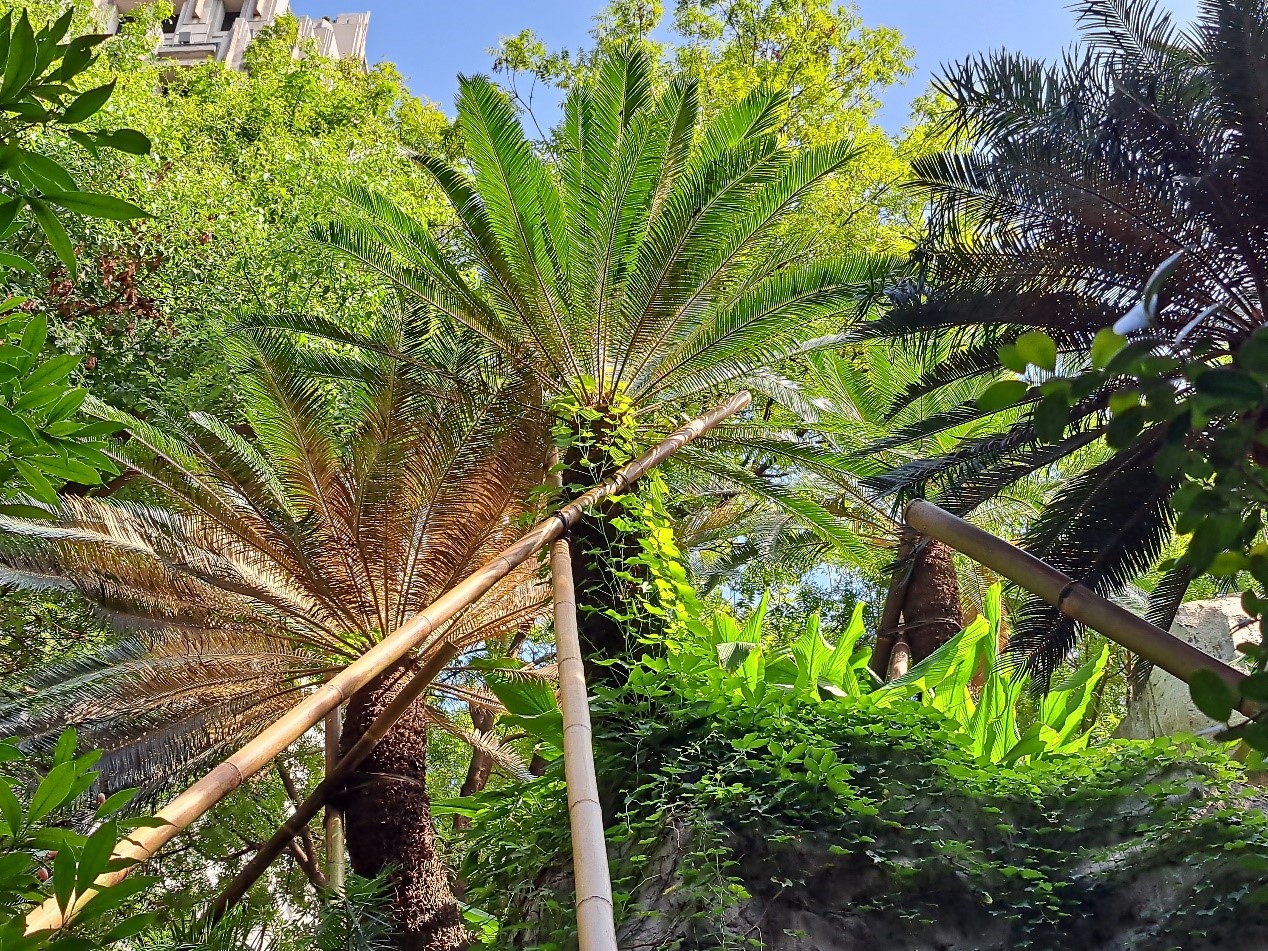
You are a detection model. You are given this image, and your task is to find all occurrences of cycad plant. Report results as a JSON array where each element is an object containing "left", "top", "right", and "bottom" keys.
[
  {"left": 311, "top": 45, "right": 889, "bottom": 677},
  {"left": 0, "top": 319, "right": 547, "bottom": 951},
  {"left": 856, "top": 0, "right": 1268, "bottom": 681}
]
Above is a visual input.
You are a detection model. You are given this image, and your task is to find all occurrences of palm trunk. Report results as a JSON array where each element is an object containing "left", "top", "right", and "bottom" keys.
[
  {"left": 900, "top": 539, "right": 965, "bottom": 662},
  {"left": 561, "top": 447, "right": 648, "bottom": 687},
  {"left": 341, "top": 672, "right": 469, "bottom": 951},
  {"left": 452, "top": 705, "right": 495, "bottom": 833}
]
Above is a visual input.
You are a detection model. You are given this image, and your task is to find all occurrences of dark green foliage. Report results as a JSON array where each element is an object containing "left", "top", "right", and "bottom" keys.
[
  {"left": 0, "top": 7, "right": 151, "bottom": 508},
  {"left": 461, "top": 664, "right": 1268, "bottom": 949},
  {"left": 0, "top": 729, "right": 158, "bottom": 950},
  {"left": 857, "top": 0, "right": 1268, "bottom": 684}
]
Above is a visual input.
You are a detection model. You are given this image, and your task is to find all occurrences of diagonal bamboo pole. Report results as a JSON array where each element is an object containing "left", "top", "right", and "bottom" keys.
[
  {"left": 547, "top": 464, "right": 619, "bottom": 951},
  {"left": 207, "top": 641, "right": 463, "bottom": 921},
  {"left": 903, "top": 500, "right": 1252, "bottom": 710},
  {"left": 26, "top": 390, "right": 751, "bottom": 937}
]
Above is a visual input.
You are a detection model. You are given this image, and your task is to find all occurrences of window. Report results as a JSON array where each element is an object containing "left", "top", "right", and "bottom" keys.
[
  {"left": 161, "top": 15, "right": 179, "bottom": 34},
  {"left": 221, "top": 10, "right": 240, "bottom": 31}
]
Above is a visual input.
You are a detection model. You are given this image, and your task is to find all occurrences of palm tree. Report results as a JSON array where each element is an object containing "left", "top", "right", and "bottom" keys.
[
  {"left": 677, "top": 343, "right": 1055, "bottom": 668},
  {"left": 310, "top": 46, "right": 890, "bottom": 678},
  {"left": 0, "top": 318, "right": 548, "bottom": 951},
  {"left": 854, "top": 0, "right": 1268, "bottom": 683}
]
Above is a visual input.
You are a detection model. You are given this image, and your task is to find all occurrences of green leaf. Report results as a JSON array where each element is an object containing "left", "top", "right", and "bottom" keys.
[
  {"left": 1189, "top": 669, "right": 1235, "bottom": 722},
  {"left": 0, "top": 404, "right": 38, "bottom": 442},
  {"left": 1092, "top": 329, "right": 1127, "bottom": 370},
  {"left": 29, "top": 761, "right": 77, "bottom": 822},
  {"left": 997, "top": 343, "right": 1026, "bottom": 373},
  {"left": 976, "top": 379, "right": 1028, "bottom": 413},
  {"left": 0, "top": 780, "right": 23, "bottom": 835},
  {"left": 76, "top": 822, "right": 118, "bottom": 895},
  {"left": 20, "top": 312, "right": 47, "bottom": 357},
  {"left": 103, "top": 914, "right": 157, "bottom": 943},
  {"left": 45, "top": 190, "right": 148, "bottom": 221},
  {"left": 27, "top": 198, "right": 75, "bottom": 278},
  {"left": 1032, "top": 394, "right": 1070, "bottom": 443},
  {"left": 58, "top": 80, "right": 113, "bottom": 124},
  {"left": 18, "top": 149, "right": 76, "bottom": 191},
  {"left": 1015, "top": 330, "right": 1057, "bottom": 372},
  {"left": 94, "top": 788, "right": 137, "bottom": 819},
  {"left": 99, "top": 128, "right": 151, "bottom": 155},
  {"left": 53, "top": 845, "right": 76, "bottom": 912},
  {"left": 52, "top": 727, "right": 76, "bottom": 765},
  {"left": 0, "top": 251, "right": 35, "bottom": 273},
  {"left": 12, "top": 457, "right": 59, "bottom": 504},
  {"left": 22, "top": 353, "right": 78, "bottom": 392},
  {"left": 1195, "top": 368, "right": 1265, "bottom": 406},
  {"left": 28, "top": 453, "right": 99, "bottom": 484},
  {"left": 0, "top": 13, "right": 37, "bottom": 102}
]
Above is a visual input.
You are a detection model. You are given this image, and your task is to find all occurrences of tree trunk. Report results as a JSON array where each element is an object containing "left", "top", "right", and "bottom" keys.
[
  {"left": 341, "top": 672, "right": 469, "bottom": 951},
  {"left": 561, "top": 443, "right": 650, "bottom": 687},
  {"left": 452, "top": 705, "right": 495, "bottom": 833},
  {"left": 900, "top": 540, "right": 965, "bottom": 662}
]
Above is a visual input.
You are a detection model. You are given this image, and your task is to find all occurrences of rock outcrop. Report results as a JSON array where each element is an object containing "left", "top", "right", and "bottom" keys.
[{"left": 1116, "top": 597, "right": 1261, "bottom": 740}]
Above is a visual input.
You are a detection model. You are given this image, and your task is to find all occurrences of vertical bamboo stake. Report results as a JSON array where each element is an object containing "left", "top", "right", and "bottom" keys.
[
  {"left": 869, "top": 528, "right": 915, "bottom": 679},
  {"left": 323, "top": 708, "right": 345, "bottom": 896},
  {"left": 549, "top": 464, "right": 619, "bottom": 951},
  {"left": 25, "top": 391, "right": 752, "bottom": 938}
]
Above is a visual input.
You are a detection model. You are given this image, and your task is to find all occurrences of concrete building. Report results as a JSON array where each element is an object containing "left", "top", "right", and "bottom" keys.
[{"left": 95, "top": 1, "right": 370, "bottom": 71}]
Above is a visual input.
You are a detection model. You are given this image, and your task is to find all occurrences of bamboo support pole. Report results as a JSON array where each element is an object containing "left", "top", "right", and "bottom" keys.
[
  {"left": 548, "top": 466, "right": 619, "bottom": 951},
  {"left": 323, "top": 708, "right": 345, "bottom": 896},
  {"left": 207, "top": 642, "right": 463, "bottom": 921},
  {"left": 870, "top": 528, "right": 916, "bottom": 679},
  {"left": 25, "top": 390, "right": 751, "bottom": 937},
  {"left": 903, "top": 500, "right": 1251, "bottom": 709}
]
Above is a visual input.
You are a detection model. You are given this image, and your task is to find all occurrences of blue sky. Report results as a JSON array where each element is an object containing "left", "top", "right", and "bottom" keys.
[{"left": 291, "top": 0, "right": 1200, "bottom": 130}]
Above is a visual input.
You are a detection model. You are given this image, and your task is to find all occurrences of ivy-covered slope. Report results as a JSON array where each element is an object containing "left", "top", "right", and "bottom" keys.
[{"left": 463, "top": 691, "right": 1268, "bottom": 950}]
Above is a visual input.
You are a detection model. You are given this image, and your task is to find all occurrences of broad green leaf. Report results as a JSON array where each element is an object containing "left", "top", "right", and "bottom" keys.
[
  {"left": 52, "top": 727, "right": 76, "bottom": 765},
  {"left": 76, "top": 822, "right": 119, "bottom": 894},
  {"left": 0, "top": 251, "right": 34, "bottom": 273},
  {"left": 0, "top": 405, "right": 38, "bottom": 442},
  {"left": 1015, "top": 330, "right": 1057, "bottom": 372},
  {"left": 18, "top": 149, "right": 75, "bottom": 191},
  {"left": 12, "top": 457, "right": 59, "bottom": 504},
  {"left": 94, "top": 787, "right": 137, "bottom": 819},
  {"left": 103, "top": 914, "right": 158, "bottom": 943},
  {"left": 1032, "top": 394, "right": 1070, "bottom": 444},
  {"left": 27, "top": 198, "right": 76, "bottom": 277},
  {"left": 58, "top": 80, "right": 113, "bottom": 124},
  {"left": 99, "top": 128, "right": 151, "bottom": 155},
  {"left": 1090, "top": 329, "right": 1131, "bottom": 370},
  {"left": 45, "top": 189, "right": 148, "bottom": 221},
  {"left": 0, "top": 13, "right": 36, "bottom": 102},
  {"left": 0, "top": 779, "right": 22, "bottom": 834},
  {"left": 1195, "top": 368, "right": 1264, "bottom": 406},
  {"left": 976, "top": 379, "right": 1028, "bottom": 413},
  {"left": 29, "top": 760, "right": 76, "bottom": 822},
  {"left": 1189, "top": 669, "right": 1235, "bottom": 722},
  {"left": 22, "top": 354, "right": 78, "bottom": 392},
  {"left": 997, "top": 343, "right": 1026, "bottom": 373},
  {"left": 53, "top": 845, "right": 76, "bottom": 912}
]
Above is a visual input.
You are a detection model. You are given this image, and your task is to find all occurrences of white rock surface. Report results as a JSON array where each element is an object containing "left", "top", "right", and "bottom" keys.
[{"left": 1115, "top": 596, "right": 1260, "bottom": 740}]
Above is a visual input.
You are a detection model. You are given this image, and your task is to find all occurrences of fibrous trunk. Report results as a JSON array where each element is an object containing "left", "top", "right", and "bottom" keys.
[
  {"left": 901, "top": 539, "right": 965, "bottom": 661},
  {"left": 452, "top": 704, "right": 495, "bottom": 833},
  {"left": 341, "top": 672, "right": 469, "bottom": 951}
]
